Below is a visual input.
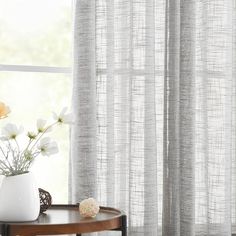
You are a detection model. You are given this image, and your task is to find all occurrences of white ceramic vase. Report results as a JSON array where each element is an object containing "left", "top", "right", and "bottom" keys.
[{"left": 0, "top": 172, "right": 40, "bottom": 222}]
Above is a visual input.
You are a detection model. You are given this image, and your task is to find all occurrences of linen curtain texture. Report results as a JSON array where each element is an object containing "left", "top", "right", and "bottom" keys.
[{"left": 69, "top": 0, "right": 236, "bottom": 236}]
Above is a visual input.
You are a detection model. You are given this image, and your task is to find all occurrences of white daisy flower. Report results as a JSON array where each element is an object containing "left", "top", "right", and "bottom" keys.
[
  {"left": 2, "top": 123, "right": 23, "bottom": 140},
  {"left": 37, "top": 119, "right": 52, "bottom": 133},
  {"left": 27, "top": 131, "right": 37, "bottom": 139},
  {"left": 37, "top": 137, "right": 59, "bottom": 156},
  {"left": 53, "top": 107, "right": 73, "bottom": 124}
]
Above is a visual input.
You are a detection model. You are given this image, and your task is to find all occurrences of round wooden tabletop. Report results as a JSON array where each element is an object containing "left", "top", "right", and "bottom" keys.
[{"left": 0, "top": 204, "right": 127, "bottom": 236}]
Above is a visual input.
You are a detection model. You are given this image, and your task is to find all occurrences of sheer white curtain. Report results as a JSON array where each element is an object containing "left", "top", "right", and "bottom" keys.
[{"left": 69, "top": 0, "right": 236, "bottom": 235}]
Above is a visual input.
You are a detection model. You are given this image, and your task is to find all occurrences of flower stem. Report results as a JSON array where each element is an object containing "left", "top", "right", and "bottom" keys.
[{"left": 29, "top": 121, "right": 58, "bottom": 152}]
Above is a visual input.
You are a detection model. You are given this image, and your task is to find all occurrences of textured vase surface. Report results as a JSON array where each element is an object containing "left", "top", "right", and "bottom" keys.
[{"left": 0, "top": 172, "right": 40, "bottom": 222}]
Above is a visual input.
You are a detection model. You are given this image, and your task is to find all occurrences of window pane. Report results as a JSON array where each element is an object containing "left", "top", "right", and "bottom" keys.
[
  {"left": 0, "top": 71, "right": 72, "bottom": 203},
  {"left": 0, "top": 0, "right": 72, "bottom": 67}
]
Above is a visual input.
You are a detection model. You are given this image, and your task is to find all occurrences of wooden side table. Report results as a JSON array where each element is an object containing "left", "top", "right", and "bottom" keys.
[{"left": 0, "top": 204, "right": 127, "bottom": 236}]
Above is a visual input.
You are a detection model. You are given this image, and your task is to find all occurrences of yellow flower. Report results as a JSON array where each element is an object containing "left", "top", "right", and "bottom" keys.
[{"left": 0, "top": 102, "right": 10, "bottom": 119}]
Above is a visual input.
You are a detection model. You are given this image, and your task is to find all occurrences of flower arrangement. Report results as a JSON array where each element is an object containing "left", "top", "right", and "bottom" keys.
[{"left": 0, "top": 102, "right": 72, "bottom": 177}]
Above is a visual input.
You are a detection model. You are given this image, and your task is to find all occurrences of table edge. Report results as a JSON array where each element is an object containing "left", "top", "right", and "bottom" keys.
[{"left": 0, "top": 204, "right": 127, "bottom": 235}]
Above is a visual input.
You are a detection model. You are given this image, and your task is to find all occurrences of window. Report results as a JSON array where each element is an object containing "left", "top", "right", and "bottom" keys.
[{"left": 0, "top": 0, "right": 72, "bottom": 203}]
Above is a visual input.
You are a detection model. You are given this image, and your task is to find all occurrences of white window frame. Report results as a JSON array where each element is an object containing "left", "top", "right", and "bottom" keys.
[{"left": 0, "top": 64, "right": 71, "bottom": 74}]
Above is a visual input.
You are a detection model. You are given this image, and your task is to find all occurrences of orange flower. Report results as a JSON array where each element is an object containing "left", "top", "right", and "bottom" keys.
[{"left": 0, "top": 102, "right": 10, "bottom": 119}]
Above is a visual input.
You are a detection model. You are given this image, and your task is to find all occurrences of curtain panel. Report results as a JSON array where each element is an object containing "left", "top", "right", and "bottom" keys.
[{"left": 70, "top": 0, "right": 236, "bottom": 236}]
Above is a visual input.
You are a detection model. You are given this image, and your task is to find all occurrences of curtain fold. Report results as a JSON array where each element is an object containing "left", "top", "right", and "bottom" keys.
[
  {"left": 69, "top": 0, "right": 97, "bottom": 203},
  {"left": 70, "top": 0, "right": 236, "bottom": 235},
  {"left": 163, "top": 1, "right": 196, "bottom": 235}
]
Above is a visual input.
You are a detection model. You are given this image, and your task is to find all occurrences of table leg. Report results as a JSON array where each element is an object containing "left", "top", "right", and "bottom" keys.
[
  {"left": 1, "top": 224, "right": 9, "bottom": 236},
  {"left": 76, "top": 234, "right": 81, "bottom": 236},
  {"left": 121, "top": 215, "right": 127, "bottom": 236}
]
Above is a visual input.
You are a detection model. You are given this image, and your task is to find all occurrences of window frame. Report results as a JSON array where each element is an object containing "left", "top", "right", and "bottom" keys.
[{"left": 0, "top": 64, "right": 71, "bottom": 74}]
